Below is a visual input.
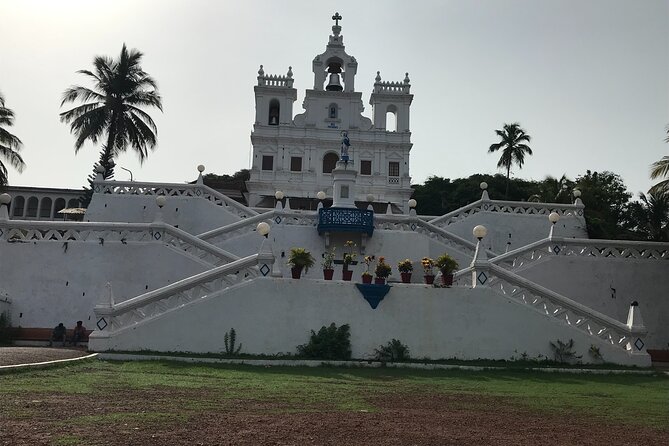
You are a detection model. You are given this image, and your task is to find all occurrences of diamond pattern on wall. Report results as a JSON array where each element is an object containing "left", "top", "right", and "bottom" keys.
[
  {"left": 154, "top": 232, "right": 162, "bottom": 240},
  {"left": 274, "top": 216, "right": 282, "bottom": 224},
  {"left": 97, "top": 317, "right": 108, "bottom": 330},
  {"left": 477, "top": 271, "right": 488, "bottom": 285},
  {"left": 410, "top": 223, "right": 417, "bottom": 231},
  {"left": 634, "top": 338, "right": 645, "bottom": 351},
  {"left": 553, "top": 245, "right": 561, "bottom": 255},
  {"left": 259, "top": 263, "right": 270, "bottom": 277}
]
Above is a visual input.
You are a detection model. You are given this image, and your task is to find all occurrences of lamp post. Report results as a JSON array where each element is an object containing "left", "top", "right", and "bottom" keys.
[
  {"left": 548, "top": 212, "right": 560, "bottom": 238},
  {"left": 316, "top": 191, "right": 326, "bottom": 210},
  {"left": 196, "top": 164, "right": 205, "bottom": 185},
  {"left": 154, "top": 196, "right": 166, "bottom": 223},
  {"left": 480, "top": 182, "right": 489, "bottom": 200},
  {"left": 275, "top": 190, "right": 284, "bottom": 210},
  {"left": 257, "top": 221, "right": 280, "bottom": 277},
  {"left": 408, "top": 198, "right": 417, "bottom": 216},
  {"left": 470, "top": 225, "right": 489, "bottom": 286},
  {"left": 366, "top": 193, "right": 375, "bottom": 211}
]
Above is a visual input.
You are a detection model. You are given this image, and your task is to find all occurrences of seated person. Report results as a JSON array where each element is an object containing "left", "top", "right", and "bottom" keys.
[
  {"left": 49, "top": 322, "right": 67, "bottom": 347},
  {"left": 72, "top": 321, "right": 87, "bottom": 346}
]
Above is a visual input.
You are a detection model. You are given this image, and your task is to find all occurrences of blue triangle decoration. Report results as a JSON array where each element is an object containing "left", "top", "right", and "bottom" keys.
[{"left": 355, "top": 284, "right": 391, "bottom": 309}]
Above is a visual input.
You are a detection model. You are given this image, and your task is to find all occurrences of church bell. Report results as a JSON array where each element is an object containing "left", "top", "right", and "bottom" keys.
[{"left": 326, "top": 73, "right": 343, "bottom": 91}]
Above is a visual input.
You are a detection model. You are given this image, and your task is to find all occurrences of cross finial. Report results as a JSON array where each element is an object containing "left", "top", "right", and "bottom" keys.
[{"left": 332, "top": 12, "right": 342, "bottom": 26}]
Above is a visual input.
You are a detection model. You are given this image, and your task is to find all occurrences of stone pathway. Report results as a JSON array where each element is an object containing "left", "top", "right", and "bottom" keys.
[{"left": 0, "top": 347, "right": 90, "bottom": 367}]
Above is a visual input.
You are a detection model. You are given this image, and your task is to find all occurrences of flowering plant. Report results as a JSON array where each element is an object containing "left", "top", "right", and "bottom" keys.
[
  {"left": 397, "top": 259, "right": 413, "bottom": 273},
  {"left": 343, "top": 240, "right": 357, "bottom": 266},
  {"left": 322, "top": 248, "right": 336, "bottom": 270},
  {"left": 362, "top": 255, "right": 376, "bottom": 276},
  {"left": 421, "top": 257, "right": 435, "bottom": 275},
  {"left": 374, "top": 256, "right": 392, "bottom": 279}
]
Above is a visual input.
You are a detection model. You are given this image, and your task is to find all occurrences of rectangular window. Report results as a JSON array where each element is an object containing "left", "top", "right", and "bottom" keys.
[
  {"left": 290, "top": 156, "right": 302, "bottom": 172},
  {"left": 341, "top": 185, "right": 349, "bottom": 199},
  {"left": 262, "top": 155, "right": 273, "bottom": 171},
  {"left": 360, "top": 160, "right": 372, "bottom": 175},
  {"left": 388, "top": 161, "right": 400, "bottom": 177}
]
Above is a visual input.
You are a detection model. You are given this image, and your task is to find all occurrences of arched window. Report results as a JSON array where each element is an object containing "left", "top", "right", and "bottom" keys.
[
  {"left": 268, "top": 99, "right": 280, "bottom": 125},
  {"left": 54, "top": 198, "right": 66, "bottom": 216},
  {"left": 386, "top": 105, "right": 397, "bottom": 132},
  {"left": 322, "top": 152, "right": 339, "bottom": 173},
  {"left": 26, "top": 197, "right": 39, "bottom": 218},
  {"left": 68, "top": 198, "right": 80, "bottom": 208},
  {"left": 328, "top": 103, "right": 338, "bottom": 119},
  {"left": 12, "top": 196, "right": 25, "bottom": 217},
  {"left": 39, "top": 197, "right": 52, "bottom": 218}
]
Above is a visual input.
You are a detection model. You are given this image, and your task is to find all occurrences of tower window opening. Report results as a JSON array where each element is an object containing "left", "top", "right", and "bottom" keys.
[
  {"left": 262, "top": 155, "right": 274, "bottom": 171},
  {"left": 268, "top": 99, "right": 280, "bottom": 125},
  {"left": 26, "top": 196, "right": 38, "bottom": 218},
  {"left": 324, "top": 59, "right": 344, "bottom": 91},
  {"left": 385, "top": 110, "right": 397, "bottom": 132},
  {"left": 322, "top": 152, "right": 339, "bottom": 173},
  {"left": 388, "top": 161, "right": 400, "bottom": 177},
  {"left": 12, "top": 196, "right": 25, "bottom": 217}
]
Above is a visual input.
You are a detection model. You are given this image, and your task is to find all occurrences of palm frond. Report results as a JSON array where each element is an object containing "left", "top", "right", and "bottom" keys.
[{"left": 650, "top": 156, "right": 669, "bottom": 180}]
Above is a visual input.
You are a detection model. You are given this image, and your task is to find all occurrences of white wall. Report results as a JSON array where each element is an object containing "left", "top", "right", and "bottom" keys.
[
  {"left": 516, "top": 256, "right": 669, "bottom": 350},
  {"left": 90, "top": 278, "right": 649, "bottom": 366},
  {"left": 85, "top": 193, "right": 242, "bottom": 235},
  {"left": 0, "top": 241, "right": 208, "bottom": 328}
]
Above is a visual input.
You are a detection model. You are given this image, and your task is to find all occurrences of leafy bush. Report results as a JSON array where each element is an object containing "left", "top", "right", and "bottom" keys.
[
  {"left": 287, "top": 248, "right": 315, "bottom": 273},
  {"left": 435, "top": 253, "right": 458, "bottom": 274},
  {"left": 374, "top": 339, "right": 410, "bottom": 362},
  {"left": 297, "top": 323, "right": 352, "bottom": 360}
]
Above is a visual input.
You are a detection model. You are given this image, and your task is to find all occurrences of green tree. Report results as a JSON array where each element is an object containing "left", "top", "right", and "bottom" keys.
[
  {"left": 626, "top": 192, "right": 669, "bottom": 241},
  {"left": 649, "top": 156, "right": 669, "bottom": 195},
  {"left": 575, "top": 170, "right": 633, "bottom": 239},
  {"left": 0, "top": 92, "right": 25, "bottom": 186},
  {"left": 488, "top": 123, "right": 533, "bottom": 198},
  {"left": 60, "top": 44, "right": 163, "bottom": 204}
]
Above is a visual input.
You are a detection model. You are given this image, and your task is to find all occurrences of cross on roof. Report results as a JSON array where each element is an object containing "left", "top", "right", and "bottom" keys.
[{"left": 332, "top": 12, "right": 342, "bottom": 26}]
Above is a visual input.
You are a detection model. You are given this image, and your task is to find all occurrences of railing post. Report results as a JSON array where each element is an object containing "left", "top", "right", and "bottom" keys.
[
  {"left": 471, "top": 225, "right": 490, "bottom": 288},
  {"left": 93, "top": 282, "right": 115, "bottom": 337},
  {"left": 625, "top": 301, "right": 647, "bottom": 355},
  {"left": 0, "top": 194, "right": 10, "bottom": 220}
]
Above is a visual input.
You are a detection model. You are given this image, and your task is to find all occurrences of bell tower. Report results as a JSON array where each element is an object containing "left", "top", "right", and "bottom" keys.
[{"left": 312, "top": 13, "right": 358, "bottom": 93}]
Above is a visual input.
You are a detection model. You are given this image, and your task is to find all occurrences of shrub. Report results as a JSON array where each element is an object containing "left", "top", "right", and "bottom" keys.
[
  {"left": 223, "top": 328, "right": 242, "bottom": 355},
  {"left": 287, "top": 248, "right": 315, "bottom": 273},
  {"left": 550, "top": 338, "right": 582, "bottom": 363},
  {"left": 374, "top": 339, "right": 410, "bottom": 362},
  {"left": 297, "top": 323, "right": 352, "bottom": 360}
]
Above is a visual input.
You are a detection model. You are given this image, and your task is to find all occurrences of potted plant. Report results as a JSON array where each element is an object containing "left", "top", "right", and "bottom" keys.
[
  {"left": 287, "top": 247, "right": 315, "bottom": 279},
  {"left": 397, "top": 259, "right": 413, "bottom": 283},
  {"left": 435, "top": 253, "right": 459, "bottom": 287},
  {"left": 374, "top": 256, "right": 392, "bottom": 285},
  {"left": 322, "top": 248, "right": 335, "bottom": 280},
  {"left": 421, "top": 257, "right": 436, "bottom": 284},
  {"left": 361, "top": 255, "right": 375, "bottom": 284},
  {"left": 342, "top": 240, "right": 357, "bottom": 281}
]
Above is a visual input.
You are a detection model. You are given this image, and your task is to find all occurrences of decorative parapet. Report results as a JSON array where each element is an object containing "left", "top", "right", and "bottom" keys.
[
  {"left": 257, "top": 65, "right": 294, "bottom": 88},
  {"left": 92, "top": 254, "right": 262, "bottom": 337},
  {"left": 92, "top": 180, "right": 257, "bottom": 219},
  {"left": 318, "top": 207, "right": 374, "bottom": 236},
  {"left": 373, "top": 72, "right": 411, "bottom": 94},
  {"left": 0, "top": 220, "right": 237, "bottom": 267},
  {"left": 490, "top": 237, "right": 669, "bottom": 271},
  {"left": 429, "top": 198, "right": 585, "bottom": 229}
]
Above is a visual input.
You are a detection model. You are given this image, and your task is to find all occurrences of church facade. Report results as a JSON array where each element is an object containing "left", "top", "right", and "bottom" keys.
[{"left": 246, "top": 15, "right": 414, "bottom": 212}]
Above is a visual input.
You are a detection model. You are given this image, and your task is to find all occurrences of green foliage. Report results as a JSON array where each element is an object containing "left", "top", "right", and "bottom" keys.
[
  {"left": 374, "top": 257, "right": 392, "bottom": 278},
  {"left": 201, "top": 169, "right": 250, "bottom": 193},
  {"left": 0, "top": 92, "right": 26, "bottom": 186},
  {"left": 626, "top": 192, "right": 669, "bottom": 241},
  {"left": 321, "top": 247, "right": 336, "bottom": 269},
  {"left": 223, "top": 328, "right": 242, "bottom": 355},
  {"left": 488, "top": 123, "right": 533, "bottom": 197},
  {"left": 287, "top": 248, "right": 315, "bottom": 272},
  {"left": 397, "top": 259, "right": 413, "bottom": 273},
  {"left": 575, "top": 171, "right": 633, "bottom": 239},
  {"left": 549, "top": 338, "right": 582, "bottom": 363},
  {"left": 374, "top": 339, "right": 410, "bottom": 362},
  {"left": 435, "top": 253, "right": 458, "bottom": 274},
  {"left": 589, "top": 345, "right": 603, "bottom": 362},
  {"left": 0, "top": 311, "right": 12, "bottom": 345},
  {"left": 297, "top": 323, "right": 352, "bottom": 360}
]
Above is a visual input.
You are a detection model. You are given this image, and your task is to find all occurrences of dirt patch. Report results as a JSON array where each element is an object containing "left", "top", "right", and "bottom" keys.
[
  {"left": 1, "top": 388, "right": 666, "bottom": 445},
  {"left": 0, "top": 347, "right": 90, "bottom": 367}
]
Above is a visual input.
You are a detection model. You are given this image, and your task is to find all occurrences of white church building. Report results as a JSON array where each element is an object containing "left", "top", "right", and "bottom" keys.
[{"left": 0, "top": 15, "right": 667, "bottom": 368}]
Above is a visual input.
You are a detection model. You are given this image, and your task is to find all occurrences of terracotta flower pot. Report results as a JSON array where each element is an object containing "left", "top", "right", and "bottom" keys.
[
  {"left": 374, "top": 277, "right": 386, "bottom": 285},
  {"left": 400, "top": 272, "right": 412, "bottom": 283},
  {"left": 342, "top": 270, "right": 353, "bottom": 281},
  {"left": 291, "top": 266, "right": 303, "bottom": 279},
  {"left": 362, "top": 274, "right": 373, "bottom": 284},
  {"left": 424, "top": 275, "right": 435, "bottom": 285},
  {"left": 441, "top": 273, "right": 454, "bottom": 287},
  {"left": 323, "top": 269, "right": 334, "bottom": 280}
]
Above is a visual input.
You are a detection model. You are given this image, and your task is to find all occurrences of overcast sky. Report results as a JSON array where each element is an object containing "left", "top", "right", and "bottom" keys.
[{"left": 1, "top": 0, "right": 667, "bottom": 198}]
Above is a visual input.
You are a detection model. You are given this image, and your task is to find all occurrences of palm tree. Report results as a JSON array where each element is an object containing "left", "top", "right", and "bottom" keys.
[
  {"left": 649, "top": 156, "right": 669, "bottom": 195},
  {"left": 0, "top": 92, "right": 26, "bottom": 187},
  {"left": 60, "top": 43, "right": 162, "bottom": 204},
  {"left": 629, "top": 192, "right": 669, "bottom": 241},
  {"left": 488, "top": 123, "right": 533, "bottom": 198}
]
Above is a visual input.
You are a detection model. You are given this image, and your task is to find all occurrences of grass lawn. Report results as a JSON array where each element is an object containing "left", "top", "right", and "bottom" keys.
[{"left": 0, "top": 360, "right": 667, "bottom": 445}]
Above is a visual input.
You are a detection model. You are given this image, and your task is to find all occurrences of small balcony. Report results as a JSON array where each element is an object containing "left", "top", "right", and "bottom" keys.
[{"left": 317, "top": 207, "right": 374, "bottom": 236}]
